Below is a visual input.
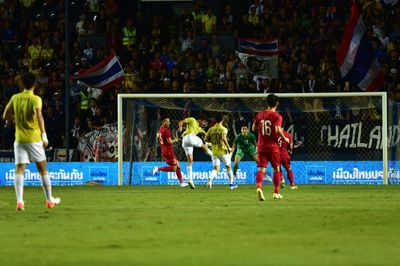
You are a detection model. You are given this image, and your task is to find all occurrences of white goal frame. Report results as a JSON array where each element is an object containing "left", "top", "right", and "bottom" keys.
[{"left": 117, "top": 92, "right": 388, "bottom": 185}]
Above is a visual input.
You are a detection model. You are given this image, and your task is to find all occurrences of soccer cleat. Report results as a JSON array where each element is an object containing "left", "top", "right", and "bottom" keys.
[
  {"left": 264, "top": 174, "right": 272, "bottom": 182},
  {"left": 229, "top": 183, "right": 238, "bottom": 190},
  {"left": 273, "top": 193, "right": 283, "bottom": 199},
  {"left": 280, "top": 178, "right": 286, "bottom": 188},
  {"left": 290, "top": 185, "right": 298, "bottom": 190},
  {"left": 152, "top": 166, "right": 158, "bottom": 175},
  {"left": 188, "top": 180, "right": 196, "bottom": 189},
  {"left": 257, "top": 188, "right": 265, "bottom": 201},
  {"left": 16, "top": 202, "right": 25, "bottom": 211},
  {"left": 46, "top": 197, "right": 61, "bottom": 209},
  {"left": 180, "top": 182, "right": 189, "bottom": 188},
  {"left": 207, "top": 178, "right": 212, "bottom": 190}
]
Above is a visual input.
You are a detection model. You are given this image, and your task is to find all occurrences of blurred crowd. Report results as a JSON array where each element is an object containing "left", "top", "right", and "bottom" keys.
[{"left": 0, "top": 0, "right": 400, "bottom": 150}]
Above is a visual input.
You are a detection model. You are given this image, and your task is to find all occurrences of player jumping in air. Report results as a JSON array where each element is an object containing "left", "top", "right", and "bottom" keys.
[
  {"left": 205, "top": 113, "right": 237, "bottom": 190},
  {"left": 2, "top": 72, "right": 60, "bottom": 211},
  {"left": 152, "top": 116, "right": 188, "bottom": 187},
  {"left": 231, "top": 124, "right": 273, "bottom": 183},
  {"left": 178, "top": 113, "right": 213, "bottom": 189},
  {"left": 279, "top": 128, "right": 297, "bottom": 190},
  {"left": 252, "top": 94, "right": 289, "bottom": 201}
]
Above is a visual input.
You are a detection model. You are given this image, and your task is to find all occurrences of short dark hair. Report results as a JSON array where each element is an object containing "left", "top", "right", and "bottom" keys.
[
  {"left": 161, "top": 116, "right": 170, "bottom": 122},
  {"left": 214, "top": 113, "right": 223, "bottom": 123},
  {"left": 198, "top": 113, "right": 208, "bottom": 121},
  {"left": 266, "top": 94, "right": 279, "bottom": 108},
  {"left": 21, "top": 72, "right": 36, "bottom": 89}
]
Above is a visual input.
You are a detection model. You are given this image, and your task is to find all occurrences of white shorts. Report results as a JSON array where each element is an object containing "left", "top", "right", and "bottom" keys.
[
  {"left": 182, "top": 134, "right": 204, "bottom": 155},
  {"left": 14, "top": 142, "right": 46, "bottom": 165},
  {"left": 212, "top": 154, "right": 232, "bottom": 167}
]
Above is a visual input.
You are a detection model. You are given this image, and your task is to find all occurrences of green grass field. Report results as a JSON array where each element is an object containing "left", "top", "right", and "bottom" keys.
[{"left": 0, "top": 185, "right": 399, "bottom": 266}]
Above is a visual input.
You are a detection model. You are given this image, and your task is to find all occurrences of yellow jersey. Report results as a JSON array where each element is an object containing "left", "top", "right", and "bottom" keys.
[
  {"left": 6, "top": 89, "right": 42, "bottom": 143},
  {"left": 206, "top": 122, "right": 228, "bottom": 156},
  {"left": 182, "top": 117, "right": 206, "bottom": 137}
]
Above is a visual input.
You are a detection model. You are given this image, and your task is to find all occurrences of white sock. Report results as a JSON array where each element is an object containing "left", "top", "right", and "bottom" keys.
[
  {"left": 209, "top": 170, "right": 218, "bottom": 181},
  {"left": 206, "top": 149, "right": 213, "bottom": 157},
  {"left": 40, "top": 174, "right": 53, "bottom": 202},
  {"left": 15, "top": 174, "right": 24, "bottom": 203},
  {"left": 187, "top": 166, "right": 193, "bottom": 181},
  {"left": 228, "top": 169, "right": 234, "bottom": 184}
]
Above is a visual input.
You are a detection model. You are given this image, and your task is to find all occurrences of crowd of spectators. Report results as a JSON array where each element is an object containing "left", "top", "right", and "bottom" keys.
[{"left": 0, "top": 0, "right": 400, "bottom": 150}]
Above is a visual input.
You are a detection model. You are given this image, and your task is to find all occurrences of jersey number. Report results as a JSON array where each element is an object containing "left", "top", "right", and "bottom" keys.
[
  {"left": 157, "top": 132, "right": 163, "bottom": 144},
  {"left": 260, "top": 120, "right": 272, "bottom": 136}
]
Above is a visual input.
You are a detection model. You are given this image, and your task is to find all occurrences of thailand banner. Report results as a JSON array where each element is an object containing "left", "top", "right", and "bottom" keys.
[
  {"left": 336, "top": 0, "right": 384, "bottom": 91},
  {"left": 237, "top": 38, "right": 279, "bottom": 79},
  {"left": 73, "top": 52, "right": 125, "bottom": 90},
  {"left": 77, "top": 123, "right": 118, "bottom": 162}
]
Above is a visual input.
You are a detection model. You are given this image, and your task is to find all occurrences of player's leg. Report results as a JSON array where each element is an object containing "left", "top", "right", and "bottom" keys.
[
  {"left": 13, "top": 143, "right": 30, "bottom": 210},
  {"left": 255, "top": 151, "right": 267, "bottom": 201},
  {"left": 182, "top": 135, "right": 195, "bottom": 189},
  {"left": 271, "top": 152, "right": 283, "bottom": 199},
  {"left": 208, "top": 157, "right": 220, "bottom": 189},
  {"left": 283, "top": 158, "right": 297, "bottom": 189},
  {"left": 15, "top": 164, "right": 26, "bottom": 211},
  {"left": 175, "top": 161, "right": 188, "bottom": 187},
  {"left": 222, "top": 154, "right": 236, "bottom": 189},
  {"left": 30, "top": 142, "right": 60, "bottom": 208},
  {"left": 233, "top": 149, "right": 244, "bottom": 178}
]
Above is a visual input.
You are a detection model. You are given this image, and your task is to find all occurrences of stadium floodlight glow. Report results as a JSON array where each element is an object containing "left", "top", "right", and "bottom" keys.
[{"left": 118, "top": 92, "right": 388, "bottom": 186}]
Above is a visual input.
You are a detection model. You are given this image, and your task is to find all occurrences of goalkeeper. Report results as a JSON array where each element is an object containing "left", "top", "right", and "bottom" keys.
[{"left": 231, "top": 124, "right": 272, "bottom": 182}]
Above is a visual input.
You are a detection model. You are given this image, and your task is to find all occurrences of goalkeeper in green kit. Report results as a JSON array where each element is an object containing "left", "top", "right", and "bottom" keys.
[{"left": 231, "top": 124, "right": 272, "bottom": 182}]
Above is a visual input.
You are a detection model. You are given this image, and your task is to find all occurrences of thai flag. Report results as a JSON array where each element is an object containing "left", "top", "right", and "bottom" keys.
[
  {"left": 74, "top": 52, "right": 125, "bottom": 90},
  {"left": 238, "top": 38, "right": 279, "bottom": 56},
  {"left": 336, "top": 1, "right": 384, "bottom": 91}
]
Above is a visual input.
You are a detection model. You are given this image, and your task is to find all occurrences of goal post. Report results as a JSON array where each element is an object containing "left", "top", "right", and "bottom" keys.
[{"left": 118, "top": 92, "right": 388, "bottom": 186}]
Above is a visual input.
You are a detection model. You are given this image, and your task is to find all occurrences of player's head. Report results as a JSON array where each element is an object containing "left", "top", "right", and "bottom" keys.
[
  {"left": 198, "top": 113, "right": 208, "bottom": 126},
  {"left": 214, "top": 113, "right": 224, "bottom": 123},
  {"left": 241, "top": 124, "right": 249, "bottom": 135},
  {"left": 21, "top": 72, "right": 36, "bottom": 90},
  {"left": 266, "top": 94, "right": 279, "bottom": 109},
  {"left": 161, "top": 116, "right": 170, "bottom": 127}
]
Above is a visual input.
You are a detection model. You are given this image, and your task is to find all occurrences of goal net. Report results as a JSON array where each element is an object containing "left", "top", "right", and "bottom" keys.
[{"left": 117, "top": 93, "right": 389, "bottom": 186}]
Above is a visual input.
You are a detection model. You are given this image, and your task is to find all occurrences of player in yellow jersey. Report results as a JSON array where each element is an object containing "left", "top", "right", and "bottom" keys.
[
  {"left": 178, "top": 113, "right": 212, "bottom": 189},
  {"left": 205, "top": 113, "right": 237, "bottom": 190},
  {"left": 2, "top": 72, "right": 60, "bottom": 211}
]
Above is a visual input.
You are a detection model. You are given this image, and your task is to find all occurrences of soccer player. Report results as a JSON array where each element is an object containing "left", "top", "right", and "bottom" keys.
[
  {"left": 2, "top": 72, "right": 60, "bottom": 211},
  {"left": 152, "top": 116, "right": 188, "bottom": 188},
  {"left": 252, "top": 94, "right": 289, "bottom": 201},
  {"left": 231, "top": 124, "right": 273, "bottom": 182},
  {"left": 178, "top": 113, "right": 213, "bottom": 189},
  {"left": 279, "top": 128, "right": 297, "bottom": 189},
  {"left": 205, "top": 113, "right": 236, "bottom": 190}
]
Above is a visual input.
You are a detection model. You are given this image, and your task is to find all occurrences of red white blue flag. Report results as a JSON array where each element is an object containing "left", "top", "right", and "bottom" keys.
[
  {"left": 336, "top": 1, "right": 384, "bottom": 91},
  {"left": 237, "top": 38, "right": 279, "bottom": 79},
  {"left": 74, "top": 52, "right": 125, "bottom": 90}
]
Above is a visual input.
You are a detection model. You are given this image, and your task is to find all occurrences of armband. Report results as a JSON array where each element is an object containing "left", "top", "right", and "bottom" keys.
[{"left": 41, "top": 133, "right": 49, "bottom": 143}]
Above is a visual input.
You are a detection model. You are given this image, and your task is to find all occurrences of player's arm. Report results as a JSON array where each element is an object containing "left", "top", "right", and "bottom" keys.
[
  {"left": 277, "top": 125, "right": 289, "bottom": 144},
  {"left": 287, "top": 134, "right": 293, "bottom": 154},
  {"left": 34, "top": 106, "right": 49, "bottom": 148},
  {"left": 178, "top": 119, "right": 185, "bottom": 132},
  {"left": 222, "top": 132, "right": 231, "bottom": 154},
  {"left": 231, "top": 135, "right": 239, "bottom": 153},
  {"left": 2, "top": 100, "right": 14, "bottom": 121}
]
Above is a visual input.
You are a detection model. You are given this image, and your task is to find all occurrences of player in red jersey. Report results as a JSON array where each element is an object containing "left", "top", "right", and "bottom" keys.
[
  {"left": 279, "top": 128, "right": 297, "bottom": 189},
  {"left": 152, "top": 116, "right": 188, "bottom": 187},
  {"left": 252, "top": 94, "right": 289, "bottom": 201}
]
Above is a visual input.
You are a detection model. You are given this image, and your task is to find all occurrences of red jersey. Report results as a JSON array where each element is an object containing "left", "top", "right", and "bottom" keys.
[
  {"left": 157, "top": 126, "right": 174, "bottom": 154},
  {"left": 279, "top": 131, "right": 292, "bottom": 158},
  {"left": 253, "top": 110, "right": 282, "bottom": 153}
]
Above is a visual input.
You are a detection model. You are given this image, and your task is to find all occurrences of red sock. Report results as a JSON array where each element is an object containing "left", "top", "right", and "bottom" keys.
[
  {"left": 176, "top": 167, "right": 183, "bottom": 183},
  {"left": 256, "top": 171, "right": 264, "bottom": 189},
  {"left": 158, "top": 166, "right": 174, "bottom": 172},
  {"left": 280, "top": 171, "right": 283, "bottom": 181},
  {"left": 288, "top": 169, "right": 294, "bottom": 186},
  {"left": 273, "top": 172, "right": 281, "bottom": 193}
]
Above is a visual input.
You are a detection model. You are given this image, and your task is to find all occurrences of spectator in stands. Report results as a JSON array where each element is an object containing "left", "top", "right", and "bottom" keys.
[{"left": 201, "top": 7, "right": 217, "bottom": 34}]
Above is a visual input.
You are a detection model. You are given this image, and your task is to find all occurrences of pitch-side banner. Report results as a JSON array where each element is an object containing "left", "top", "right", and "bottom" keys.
[{"left": 1, "top": 161, "right": 399, "bottom": 186}]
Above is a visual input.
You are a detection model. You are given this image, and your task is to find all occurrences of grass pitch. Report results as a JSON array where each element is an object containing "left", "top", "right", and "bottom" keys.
[{"left": 0, "top": 185, "right": 399, "bottom": 266}]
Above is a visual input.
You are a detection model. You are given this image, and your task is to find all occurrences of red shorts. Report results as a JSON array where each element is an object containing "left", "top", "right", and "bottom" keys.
[
  {"left": 257, "top": 151, "right": 280, "bottom": 169},
  {"left": 162, "top": 151, "right": 177, "bottom": 166},
  {"left": 280, "top": 156, "right": 291, "bottom": 170}
]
